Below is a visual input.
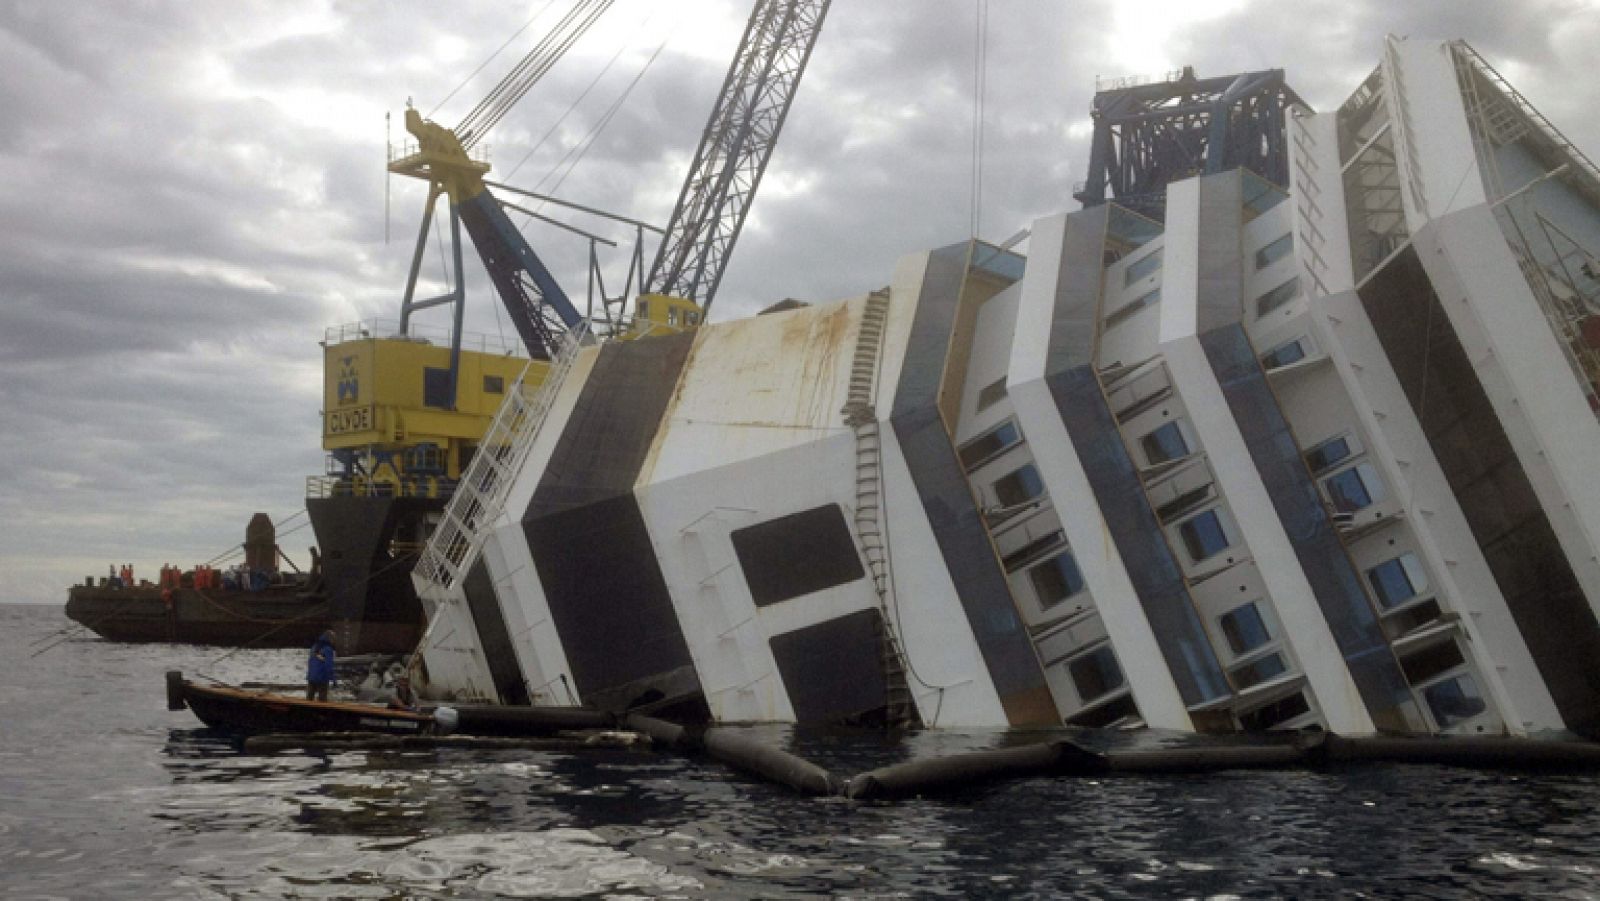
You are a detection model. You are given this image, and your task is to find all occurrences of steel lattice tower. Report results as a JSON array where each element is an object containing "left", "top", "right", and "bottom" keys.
[
  {"left": 646, "top": 0, "right": 831, "bottom": 314},
  {"left": 1075, "top": 67, "right": 1304, "bottom": 221}
]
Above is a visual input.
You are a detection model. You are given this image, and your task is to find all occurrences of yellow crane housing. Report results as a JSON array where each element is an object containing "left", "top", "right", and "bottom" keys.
[{"left": 315, "top": 323, "right": 543, "bottom": 500}]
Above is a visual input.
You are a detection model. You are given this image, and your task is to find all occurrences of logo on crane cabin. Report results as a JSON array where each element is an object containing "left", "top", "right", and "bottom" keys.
[{"left": 337, "top": 356, "right": 360, "bottom": 404}]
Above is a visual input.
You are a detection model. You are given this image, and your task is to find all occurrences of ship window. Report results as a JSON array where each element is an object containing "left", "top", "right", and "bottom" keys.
[
  {"left": 1399, "top": 639, "right": 1465, "bottom": 685},
  {"left": 1423, "top": 674, "right": 1487, "bottom": 727},
  {"left": 1125, "top": 247, "right": 1162, "bottom": 285},
  {"left": 423, "top": 367, "right": 453, "bottom": 409},
  {"left": 1238, "top": 691, "right": 1311, "bottom": 730},
  {"left": 1255, "top": 233, "right": 1294, "bottom": 270},
  {"left": 1304, "top": 434, "right": 1355, "bottom": 474},
  {"left": 1002, "top": 530, "right": 1066, "bottom": 572},
  {"left": 1220, "top": 602, "right": 1272, "bottom": 655},
  {"left": 1229, "top": 652, "right": 1288, "bottom": 689},
  {"left": 636, "top": 299, "right": 649, "bottom": 319},
  {"left": 1154, "top": 486, "right": 1213, "bottom": 523},
  {"left": 1380, "top": 598, "right": 1443, "bottom": 641},
  {"left": 1105, "top": 288, "right": 1160, "bottom": 328},
  {"left": 959, "top": 420, "right": 1021, "bottom": 470},
  {"left": 1029, "top": 549, "right": 1085, "bottom": 610},
  {"left": 1141, "top": 420, "right": 1190, "bottom": 465},
  {"left": 731, "top": 504, "right": 866, "bottom": 607},
  {"left": 1254, "top": 276, "right": 1302, "bottom": 317},
  {"left": 1178, "top": 509, "right": 1230, "bottom": 562},
  {"left": 685, "top": 311, "right": 700, "bottom": 325},
  {"left": 1323, "top": 462, "right": 1384, "bottom": 513},
  {"left": 992, "top": 463, "right": 1045, "bottom": 508},
  {"left": 1068, "top": 692, "right": 1139, "bottom": 728},
  {"left": 1068, "top": 643, "right": 1125, "bottom": 703},
  {"left": 1261, "top": 337, "right": 1309, "bottom": 370},
  {"left": 668, "top": 308, "right": 679, "bottom": 326},
  {"left": 1366, "top": 552, "right": 1428, "bottom": 610},
  {"left": 484, "top": 375, "right": 504, "bottom": 395},
  {"left": 977, "top": 377, "right": 1008, "bottom": 412}
]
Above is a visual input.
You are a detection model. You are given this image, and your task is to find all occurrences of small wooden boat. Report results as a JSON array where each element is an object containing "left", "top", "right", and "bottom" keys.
[{"left": 166, "top": 670, "right": 439, "bottom": 736}]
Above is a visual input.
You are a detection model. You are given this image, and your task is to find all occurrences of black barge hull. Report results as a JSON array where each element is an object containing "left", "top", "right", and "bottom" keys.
[{"left": 63, "top": 585, "right": 418, "bottom": 653}]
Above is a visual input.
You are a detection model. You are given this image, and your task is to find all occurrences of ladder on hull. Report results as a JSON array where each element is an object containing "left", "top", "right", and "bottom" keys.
[
  {"left": 842, "top": 289, "right": 919, "bottom": 728},
  {"left": 417, "top": 323, "right": 590, "bottom": 591}
]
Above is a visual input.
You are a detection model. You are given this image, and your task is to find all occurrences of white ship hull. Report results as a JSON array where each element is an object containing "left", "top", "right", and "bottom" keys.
[{"left": 412, "top": 38, "right": 1600, "bottom": 736}]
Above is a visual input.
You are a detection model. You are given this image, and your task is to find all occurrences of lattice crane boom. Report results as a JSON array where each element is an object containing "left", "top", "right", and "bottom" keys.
[{"left": 646, "top": 0, "right": 831, "bottom": 316}]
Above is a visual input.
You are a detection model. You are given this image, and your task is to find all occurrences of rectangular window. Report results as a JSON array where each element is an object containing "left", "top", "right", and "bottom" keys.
[
  {"left": 1399, "top": 639, "right": 1465, "bottom": 686},
  {"left": 1029, "top": 550, "right": 1085, "bottom": 610},
  {"left": 1154, "top": 486, "right": 1213, "bottom": 524},
  {"left": 1141, "top": 420, "right": 1190, "bottom": 466},
  {"left": 1238, "top": 692, "right": 1311, "bottom": 731},
  {"left": 636, "top": 300, "right": 649, "bottom": 319},
  {"left": 1254, "top": 233, "right": 1294, "bottom": 270},
  {"left": 1220, "top": 602, "right": 1272, "bottom": 655},
  {"left": 1380, "top": 598, "right": 1442, "bottom": 640},
  {"left": 958, "top": 421, "right": 1021, "bottom": 470},
  {"left": 1068, "top": 693, "right": 1139, "bottom": 728},
  {"left": 1254, "top": 276, "right": 1302, "bottom": 317},
  {"left": 1002, "top": 530, "right": 1065, "bottom": 572},
  {"left": 1105, "top": 288, "right": 1160, "bottom": 328},
  {"left": 1068, "top": 644, "right": 1126, "bottom": 702},
  {"left": 1423, "top": 674, "right": 1488, "bottom": 727},
  {"left": 977, "top": 377, "right": 1008, "bottom": 412},
  {"left": 1366, "top": 552, "right": 1428, "bottom": 609},
  {"left": 1178, "top": 509, "right": 1230, "bottom": 562},
  {"left": 423, "top": 367, "right": 453, "bottom": 409},
  {"left": 1260, "top": 338, "right": 1308, "bottom": 370},
  {"left": 1229, "top": 652, "right": 1288, "bottom": 689},
  {"left": 483, "top": 375, "right": 505, "bottom": 394},
  {"left": 1323, "top": 462, "right": 1383, "bottom": 512},
  {"left": 1304, "top": 435, "right": 1354, "bottom": 473},
  {"left": 992, "top": 463, "right": 1045, "bottom": 508},
  {"left": 731, "top": 504, "right": 866, "bottom": 607},
  {"left": 1125, "top": 248, "right": 1162, "bottom": 285}
]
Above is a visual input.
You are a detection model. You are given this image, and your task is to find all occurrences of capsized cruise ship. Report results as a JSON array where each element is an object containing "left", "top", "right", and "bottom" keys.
[{"left": 409, "top": 38, "right": 1600, "bottom": 736}]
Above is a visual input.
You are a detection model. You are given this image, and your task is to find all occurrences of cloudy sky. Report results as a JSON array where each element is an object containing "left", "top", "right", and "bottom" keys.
[{"left": 2, "top": 0, "right": 1596, "bottom": 604}]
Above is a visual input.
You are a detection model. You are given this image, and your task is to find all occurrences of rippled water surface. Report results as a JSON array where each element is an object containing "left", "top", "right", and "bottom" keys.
[{"left": 7, "top": 604, "right": 1600, "bottom": 899}]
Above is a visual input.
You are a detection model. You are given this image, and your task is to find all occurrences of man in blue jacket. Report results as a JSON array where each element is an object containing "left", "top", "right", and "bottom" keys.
[{"left": 306, "top": 630, "right": 336, "bottom": 701}]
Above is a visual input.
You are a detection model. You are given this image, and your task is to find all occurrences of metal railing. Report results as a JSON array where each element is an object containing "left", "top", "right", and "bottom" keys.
[
  {"left": 1451, "top": 42, "right": 1600, "bottom": 203},
  {"left": 415, "top": 322, "right": 591, "bottom": 589},
  {"left": 387, "top": 140, "right": 491, "bottom": 166},
  {"left": 321, "top": 318, "right": 525, "bottom": 356},
  {"left": 1094, "top": 69, "right": 1186, "bottom": 93},
  {"left": 305, "top": 474, "right": 458, "bottom": 501}
]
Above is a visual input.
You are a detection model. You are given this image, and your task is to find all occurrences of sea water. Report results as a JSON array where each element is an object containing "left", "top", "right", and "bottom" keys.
[{"left": 5, "top": 602, "right": 1600, "bottom": 899}]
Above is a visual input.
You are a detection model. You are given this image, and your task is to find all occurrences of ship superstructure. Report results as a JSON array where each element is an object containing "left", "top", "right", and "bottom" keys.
[{"left": 411, "top": 38, "right": 1600, "bottom": 736}]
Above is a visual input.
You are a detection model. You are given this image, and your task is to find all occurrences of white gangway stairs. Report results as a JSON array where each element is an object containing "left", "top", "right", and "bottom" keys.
[{"left": 409, "top": 323, "right": 590, "bottom": 698}]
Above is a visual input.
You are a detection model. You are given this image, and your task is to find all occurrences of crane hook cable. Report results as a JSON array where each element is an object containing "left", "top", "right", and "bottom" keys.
[
  {"left": 456, "top": 0, "right": 602, "bottom": 135},
  {"left": 524, "top": 35, "right": 670, "bottom": 218},
  {"left": 428, "top": 0, "right": 559, "bottom": 119},
  {"left": 457, "top": 0, "right": 615, "bottom": 148},
  {"left": 503, "top": 1, "right": 669, "bottom": 183}
]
